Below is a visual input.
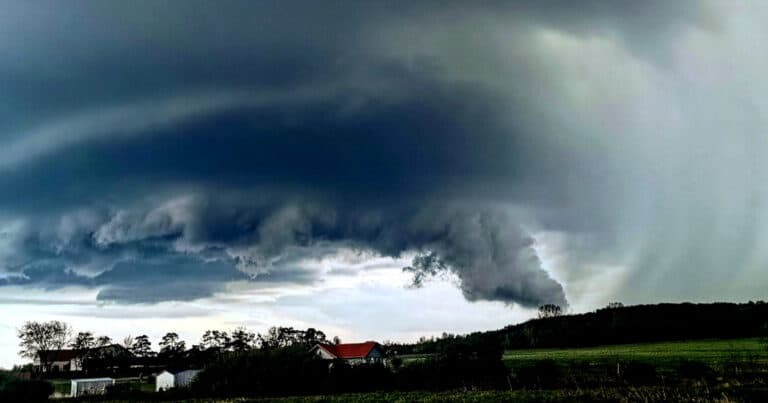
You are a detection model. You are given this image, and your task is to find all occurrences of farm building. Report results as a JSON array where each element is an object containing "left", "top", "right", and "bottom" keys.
[
  {"left": 34, "top": 344, "right": 131, "bottom": 373},
  {"left": 310, "top": 341, "right": 386, "bottom": 364},
  {"left": 70, "top": 378, "right": 115, "bottom": 397},
  {"left": 34, "top": 349, "right": 81, "bottom": 373},
  {"left": 156, "top": 369, "right": 202, "bottom": 391}
]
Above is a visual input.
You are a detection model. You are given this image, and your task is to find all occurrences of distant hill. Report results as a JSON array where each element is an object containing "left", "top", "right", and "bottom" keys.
[{"left": 392, "top": 301, "right": 768, "bottom": 354}]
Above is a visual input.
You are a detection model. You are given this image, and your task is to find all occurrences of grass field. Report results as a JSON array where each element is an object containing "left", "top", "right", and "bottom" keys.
[
  {"left": 502, "top": 338, "right": 767, "bottom": 368},
  {"left": 90, "top": 388, "right": 768, "bottom": 403}
]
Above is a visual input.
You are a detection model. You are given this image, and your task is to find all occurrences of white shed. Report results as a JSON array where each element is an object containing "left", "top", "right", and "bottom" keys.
[
  {"left": 70, "top": 377, "right": 115, "bottom": 397},
  {"left": 156, "top": 369, "right": 202, "bottom": 391}
]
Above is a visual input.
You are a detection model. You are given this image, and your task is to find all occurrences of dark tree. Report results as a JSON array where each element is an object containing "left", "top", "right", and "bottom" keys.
[
  {"left": 130, "top": 335, "right": 153, "bottom": 358},
  {"left": 70, "top": 331, "right": 95, "bottom": 370},
  {"left": 302, "top": 328, "right": 328, "bottom": 346},
  {"left": 17, "top": 321, "right": 71, "bottom": 374},
  {"left": 159, "top": 332, "right": 186, "bottom": 357},
  {"left": 95, "top": 335, "right": 112, "bottom": 347},
  {"left": 538, "top": 304, "right": 563, "bottom": 319},
  {"left": 257, "top": 327, "right": 328, "bottom": 350},
  {"left": 201, "top": 330, "right": 231, "bottom": 352},
  {"left": 229, "top": 327, "right": 255, "bottom": 352}
]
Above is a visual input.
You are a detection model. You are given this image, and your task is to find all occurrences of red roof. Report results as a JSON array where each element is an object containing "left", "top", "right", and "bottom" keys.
[{"left": 316, "top": 342, "right": 380, "bottom": 359}]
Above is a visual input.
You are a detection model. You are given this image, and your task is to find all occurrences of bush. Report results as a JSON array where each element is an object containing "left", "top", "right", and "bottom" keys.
[
  {"left": 0, "top": 374, "right": 53, "bottom": 402},
  {"left": 620, "top": 361, "right": 657, "bottom": 385},
  {"left": 677, "top": 360, "right": 716, "bottom": 382},
  {"left": 515, "top": 360, "right": 564, "bottom": 388}
]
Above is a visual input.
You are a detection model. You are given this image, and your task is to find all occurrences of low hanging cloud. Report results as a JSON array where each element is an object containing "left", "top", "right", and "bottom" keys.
[{"left": 3, "top": 0, "right": 768, "bottom": 310}]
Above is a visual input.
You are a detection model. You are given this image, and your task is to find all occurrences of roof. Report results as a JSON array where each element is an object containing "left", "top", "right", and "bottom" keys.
[
  {"left": 161, "top": 368, "right": 202, "bottom": 375},
  {"left": 315, "top": 342, "right": 381, "bottom": 359},
  {"left": 38, "top": 344, "right": 130, "bottom": 362},
  {"left": 39, "top": 349, "right": 78, "bottom": 362},
  {"left": 71, "top": 378, "right": 113, "bottom": 383}
]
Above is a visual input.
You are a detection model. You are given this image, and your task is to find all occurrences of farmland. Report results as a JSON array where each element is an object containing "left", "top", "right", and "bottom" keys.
[
  {"left": 503, "top": 337, "right": 768, "bottom": 368},
  {"left": 397, "top": 337, "right": 768, "bottom": 369},
  {"left": 14, "top": 338, "right": 768, "bottom": 402}
]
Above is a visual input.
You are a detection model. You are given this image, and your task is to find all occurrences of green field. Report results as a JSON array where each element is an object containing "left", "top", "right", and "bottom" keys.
[{"left": 502, "top": 338, "right": 767, "bottom": 368}]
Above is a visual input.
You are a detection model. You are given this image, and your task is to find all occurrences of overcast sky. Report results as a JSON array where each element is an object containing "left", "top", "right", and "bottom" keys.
[{"left": 2, "top": 0, "right": 768, "bottom": 368}]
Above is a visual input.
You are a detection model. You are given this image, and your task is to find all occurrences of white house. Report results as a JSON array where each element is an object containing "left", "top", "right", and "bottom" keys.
[
  {"left": 156, "top": 369, "right": 202, "bottom": 391},
  {"left": 310, "top": 341, "right": 386, "bottom": 365},
  {"left": 70, "top": 378, "right": 115, "bottom": 397}
]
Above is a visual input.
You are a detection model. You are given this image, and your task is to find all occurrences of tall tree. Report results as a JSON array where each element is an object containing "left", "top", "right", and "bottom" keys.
[
  {"left": 130, "top": 335, "right": 153, "bottom": 358},
  {"left": 159, "top": 332, "right": 186, "bottom": 356},
  {"left": 201, "top": 330, "right": 231, "bottom": 353},
  {"left": 70, "top": 332, "right": 95, "bottom": 371},
  {"left": 228, "top": 327, "right": 255, "bottom": 352},
  {"left": 538, "top": 304, "right": 563, "bottom": 319},
  {"left": 17, "top": 321, "right": 71, "bottom": 373}
]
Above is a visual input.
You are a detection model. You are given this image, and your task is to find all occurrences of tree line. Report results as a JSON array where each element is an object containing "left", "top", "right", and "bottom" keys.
[
  {"left": 18, "top": 322, "right": 337, "bottom": 376},
  {"left": 389, "top": 301, "right": 768, "bottom": 355}
]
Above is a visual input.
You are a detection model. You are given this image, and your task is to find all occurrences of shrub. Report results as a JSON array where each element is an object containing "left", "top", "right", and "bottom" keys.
[
  {"left": 0, "top": 376, "right": 53, "bottom": 402},
  {"left": 515, "top": 360, "right": 564, "bottom": 388},
  {"left": 677, "top": 360, "right": 715, "bottom": 382},
  {"left": 620, "top": 361, "right": 657, "bottom": 385}
]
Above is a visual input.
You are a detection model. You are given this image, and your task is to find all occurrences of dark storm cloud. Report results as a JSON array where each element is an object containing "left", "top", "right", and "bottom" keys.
[{"left": 0, "top": 1, "right": 725, "bottom": 307}]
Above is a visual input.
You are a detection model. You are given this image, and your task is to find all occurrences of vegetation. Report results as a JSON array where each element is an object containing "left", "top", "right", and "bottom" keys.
[
  {"left": 12, "top": 301, "right": 768, "bottom": 401},
  {"left": 0, "top": 369, "right": 53, "bottom": 402},
  {"left": 389, "top": 301, "right": 768, "bottom": 355},
  {"left": 502, "top": 338, "right": 768, "bottom": 367},
  {"left": 17, "top": 320, "right": 71, "bottom": 373}
]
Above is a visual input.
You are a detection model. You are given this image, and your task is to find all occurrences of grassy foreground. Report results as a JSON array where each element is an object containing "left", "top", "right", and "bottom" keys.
[
  {"left": 502, "top": 337, "right": 767, "bottom": 368},
  {"left": 61, "top": 338, "right": 768, "bottom": 402},
  {"left": 81, "top": 388, "right": 762, "bottom": 403}
]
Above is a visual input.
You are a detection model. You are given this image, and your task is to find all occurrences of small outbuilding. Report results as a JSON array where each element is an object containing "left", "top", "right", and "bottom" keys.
[
  {"left": 156, "top": 369, "right": 202, "bottom": 391},
  {"left": 70, "top": 377, "right": 115, "bottom": 397}
]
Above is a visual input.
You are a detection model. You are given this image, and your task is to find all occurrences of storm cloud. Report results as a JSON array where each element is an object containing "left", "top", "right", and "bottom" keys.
[{"left": 2, "top": 0, "right": 767, "bottom": 310}]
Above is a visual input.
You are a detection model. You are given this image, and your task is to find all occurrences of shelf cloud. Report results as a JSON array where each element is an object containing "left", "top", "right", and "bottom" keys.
[{"left": 2, "top": 0, "right": 767, "bottom": 314}]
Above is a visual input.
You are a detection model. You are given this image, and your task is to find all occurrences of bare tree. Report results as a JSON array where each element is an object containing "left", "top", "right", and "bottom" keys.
[{"left": 18, "top": 320, "right": 71, "bottom": 373}]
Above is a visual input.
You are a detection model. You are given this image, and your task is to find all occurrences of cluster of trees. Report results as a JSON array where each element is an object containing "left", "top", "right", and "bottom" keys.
[
  {"left": 500, "top": 301, "right": 768, "bottom": 349},
  {"left": 190, "top": 333, "right": 507, "bottom": 398},
  {"left": 18, "top": 320, "right": 340, "bottom": 377}
]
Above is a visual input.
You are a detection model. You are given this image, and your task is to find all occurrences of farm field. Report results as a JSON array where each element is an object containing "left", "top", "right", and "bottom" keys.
[
  {"left": 502, "top": 337, "right": 768, "bottom": 368},
  {"left": 40, "top": 339, "right": 768, "bottom": 402},
  {"left": 398, "top": 337, "right": 767, "bottom": 369},
  {"left": 90, "top": 388, "right": 768, "bottom": 403}
]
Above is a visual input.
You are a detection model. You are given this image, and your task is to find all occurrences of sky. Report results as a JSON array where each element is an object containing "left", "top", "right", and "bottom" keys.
[{"left": 2, "top": 0, "right": 768, "bottom": 368}]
